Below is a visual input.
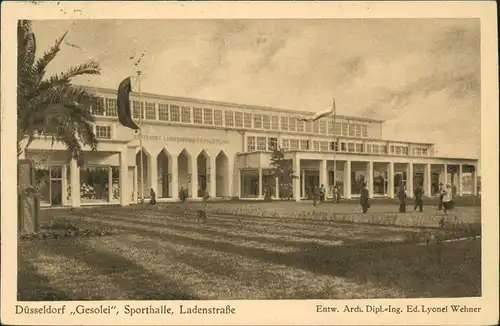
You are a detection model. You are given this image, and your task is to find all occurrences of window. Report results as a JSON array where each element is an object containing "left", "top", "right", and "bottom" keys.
[
  {"left": 256, "top": 136, "right": 267, "bottom": 151},
  {"left": 355, "top": 143, "right": 364, "bottom": 153},
  {"left": 313, "top": 121, "right": 320, "bottom": 133},
  {"left": 372, "top": 144, "right": 379, "bottom": 154},
  {"left": 313, "top": 141, "right": 320, "bottom": 151},
  {"left": 390, "top": 145, "right": 395, "bottom": 154},
  {"left": 170, "top": 105, "right": 180, "bottom": 122},
  {"left": 290, "top": 139, "right": 299, "bottom": 150},
  {"left": 330, "top": 141, "right": 338, "bottom": 151},
  {"left": 297, "top": 120, "right": 305, "bottom": 132},
  {"left": 253, "top": 114, "right": 263, "bottom": 129},
  {"left": 305, "top": 121, "right": 312, "bottom": 133},
  {"left": 342, "top": 122, "right": 349, "bottom": 136},
  {"left": 268, "top": 137, "right": 277, "bottom": 151},
  {"left": 281, "top": 138, "right": 290, "bottom": 150},
  {"left": 244, "top": 113, "right": 252, "bottom": 128},
  {"left": 235, "top": 112, "right": 244, "bottom": 127},
  {"left": 395, "top": 146, "right": 402, "bottom": 155},
  {"left": 280, "top": 116, "right": 288, "bottom": 131},
  {"left": 96, "top": 125, "right": 112, "bottom": 139},
  {"left": 334, "top": 122, "right": 342, "bottom": 135},
  {"left": 247, "top": 136, "right": 256, "bottom": 152},
  {"left": 422, "top": 148, "right": 428, "bottom": 156},
  {"left": 366, "top": 144, "right": 372, "bottom": 153},
  {"left": 380, "top": 145, "right": 387, "bottom": 154},
  {"left": 105, "top": 98, "right": 117, "bottom": 117},
  {"left": 340, "top": 142, "right": 346, "bottom": 152},
  {"left": 402, "top": 147, "right": 409, "bottom": 155},
  {"left": 93, "top": 97, "right": 105, "bottom": 116},
  {"left": 347, "top": 143, "right": 355, "bottom": 153},
  {"left": 145, "top": 102, "right": 156, "bottom": 120},
  {"left": 300, "top": 139, "right": 309, "bottom": 150},
  {"left": 181, "top": 106, "right": 191, "bottom": 123},
  {"left": 193, "top": 108, "right": 203, "bottom": 124},
  {"left": 271, "top": 116, "right": 279, "bottom": 130},
  {"left": 214, "top": 109, "right": 223, "bottom": 126},
  {"left": 158, "top": 104, "right": 169, "bottom": 121},
  {"left": 132, "top": 101, "right": 143, "bottom": 119},
  {"left": 319, "top": 120, "right": 327, "bottom": 134},
  {"left": 354, "top": 124, "right": 361, "bottom": 137},
  {"left": 362, "top": 125, "right": 368, "bottom": 137},
  {"left": 225, "top": 111, "right": 234, "bottom": 127},
  {"left": 262, "top": 115, "right": 270, "bottom": 129},
  {"left": 349, "top": 124, "right": 356, "bottom": 137},
  {"left": 203, "top": 108, "right": 213, "bottom": 125},
  {"left": 289, "top": 117, "right": 297, "bottom": 132},
  {"left": 320, "top": 141, "right": 329, "bottom": 151},
  {"left": 327, "top": 121, "right": 334, "bottom": 135}
]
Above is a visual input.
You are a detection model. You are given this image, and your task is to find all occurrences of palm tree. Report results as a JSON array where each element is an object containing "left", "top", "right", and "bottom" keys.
[{"left": 17, "top": 20, "right": 101, "bottom": 166}]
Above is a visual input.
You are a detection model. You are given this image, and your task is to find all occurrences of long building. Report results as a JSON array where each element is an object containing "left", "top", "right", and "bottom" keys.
[{"left": 24, "top": 86, "right": 479, "bottom": 207}]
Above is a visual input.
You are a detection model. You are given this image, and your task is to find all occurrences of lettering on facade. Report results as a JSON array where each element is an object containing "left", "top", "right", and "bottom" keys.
[{"left": 133, "top": 134, "right": 229, "bottom": 145}]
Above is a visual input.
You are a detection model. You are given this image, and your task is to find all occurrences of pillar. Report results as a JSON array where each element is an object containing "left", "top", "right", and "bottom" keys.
[
  {"left": 425, "top": 163, "right": 432, "bottom": 197},
  {"left": 209, "top": 156, "right": 216, "bottom": 198},
  {"left": 170, "top": 155, "right": 178, "bottom": 200},
  {"left": 407, "top": 162, "right": 414, "bottom": 198},
  {"left": 133, "top": 166, "right": 137, "bottom": 202},
  {"left": 108, "top": 167, "right": 113, "bottom": 202},
  {"left": 119, "top": 150, "right": 128, "bottom": 206},
  {"left": 301, "top": 169, "right": 305, "bottom": 199},
  {"left": 344, "top": 160, "right": 351, "bottom": 199},
  {"left": 258, "top": 167, "right": 263, "bottom": 198},
  {"left": 275, "top": 177, "right": 280, "bottom": 199},
  {"left": 190, "top": 157, "right": 198, "bottom": 198},
  {"left": 70, "top": 158, "right": 80, "bottom": 207},
  {"left": 149, "top": 153, "right": 158, "bottom": 200},
  {"left": 62, "top": 165, "right": 68, "bottom": 206},
  {"left": 443, "top": 164, "right": 448, "bottom": 185},
  {"left": 458, "top": 164, "right": 463, "bottom": 197},
  {"left": 320, "top": 159, "right": 327, "bottom": 188},
  {"left": 387, "top": 162, "right": 394, "bottom": 199},
  {"left": 293, "top": 154, "right": 301, "bottom": 201},
  {"left": 368, "top": 161, "right": 374, "bottom": 199}
]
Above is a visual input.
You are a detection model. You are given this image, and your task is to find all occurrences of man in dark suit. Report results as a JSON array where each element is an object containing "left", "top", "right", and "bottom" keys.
[
  {"left": 414, "top": 184, "right": 424, "bottom": 212},
  {"left": 360, "top": 183, "right": 370, "bottom": 213},
  {"left": 397, "top": 183, "right": 406, "bottom": 213}
]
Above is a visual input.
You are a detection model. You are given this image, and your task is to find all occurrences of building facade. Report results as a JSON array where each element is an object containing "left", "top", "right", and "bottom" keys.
[{"left": 25, "top": 86, "right": 479, "bottom": 207}]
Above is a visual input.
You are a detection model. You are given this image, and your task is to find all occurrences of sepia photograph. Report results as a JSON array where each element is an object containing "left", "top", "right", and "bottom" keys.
[{"left": 2, "top": 1, "right": 498, "bottom": 325}]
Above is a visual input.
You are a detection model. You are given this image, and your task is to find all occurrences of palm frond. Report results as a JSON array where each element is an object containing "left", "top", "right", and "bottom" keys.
[
  {"left": 38, "top": 61, "right": 101, "bottom": 92},
  {"left": 32, "top": 30, "right": 68, "bottom": 83}
]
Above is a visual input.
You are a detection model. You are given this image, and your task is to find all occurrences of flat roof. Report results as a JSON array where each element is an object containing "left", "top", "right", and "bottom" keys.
[{"left": 80, "top": 85, "right": 386, "bottom": 123}]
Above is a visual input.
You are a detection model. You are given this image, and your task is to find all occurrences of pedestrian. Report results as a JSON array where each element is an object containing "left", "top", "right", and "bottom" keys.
[
  {"left": 319, "top": 184, "right": 326, "bottom": 203},
  {"left": 360, "top": 183, "right": 370, "bottom": 213},
  {"left": 149, "top": 188, "right": 156, "bottom": 205},
  {"left": 397, "top": 183, "right": 406, "bottom": 213},
  {"left": 414, "top": 183, "right": 424, "bottom": 212},
  {"left": 334, "top": 184, "right": 341, "bottom": 203},
  {"left": 442, "top": 183, "right": 453, "bottom": 215},
  {"left": 438, "top": 182, "right": 444, "bottom": 210}
]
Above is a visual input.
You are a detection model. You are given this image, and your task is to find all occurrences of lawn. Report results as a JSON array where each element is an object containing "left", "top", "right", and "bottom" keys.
[{"left": 18, "top": 202, "right": 481, "bottom": 301}]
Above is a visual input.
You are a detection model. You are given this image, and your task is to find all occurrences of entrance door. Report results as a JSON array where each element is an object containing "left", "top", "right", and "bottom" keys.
[
  {"left": 198, "top": 175, "right": 207, "bottom": 197},
  {"left": 431, "top": 172, "right": 440, "bottom": 195},
  {"left": 304, "top": 171, "right": 319, "bottom": 199},
  {"left": 161, "top": 172, "right": 169, "bottom": 198},
  {"left": 50, "top": 180, "right": 63, "bottom": 205}
]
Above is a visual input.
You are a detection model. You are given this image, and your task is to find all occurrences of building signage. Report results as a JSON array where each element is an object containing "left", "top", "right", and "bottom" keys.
[{"left": 133, "top": 134, "right": 229, "bottom": 145}]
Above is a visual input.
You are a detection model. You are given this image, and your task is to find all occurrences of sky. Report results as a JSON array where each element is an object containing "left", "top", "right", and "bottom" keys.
[{"left": 32, "top": 19, "right": 481, "bottom": 159}]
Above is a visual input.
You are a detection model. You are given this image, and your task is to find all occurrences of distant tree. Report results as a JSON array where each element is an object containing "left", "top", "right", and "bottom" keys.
[
  {"left": 17, "top": 20, "right": 101, "bottom": 166},
  {"left": 269, "top": 147, "right": 298, "bottom": 200}
]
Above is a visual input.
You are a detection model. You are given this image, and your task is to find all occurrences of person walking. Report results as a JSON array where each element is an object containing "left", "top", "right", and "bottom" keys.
[
  {"left": 438, "top": 182, "right": 444, "bottom": 210},
  {"left": 397, "top": 183, "right": 406, "bottom": 213},
  {"left": 413, "top": 184, "right": 424, "bottom": 212},
  {"left": 319, "top": 184, "right": 326, "bottom": 203},
  {"left": 442, "top": 183, "right": 453, "bottom": 215},
  {"left": 360, "top": 182, "right": 370, "bottom": 213},
  {"left": 149, "top": 188, "right": 156, "bottom": 205}
]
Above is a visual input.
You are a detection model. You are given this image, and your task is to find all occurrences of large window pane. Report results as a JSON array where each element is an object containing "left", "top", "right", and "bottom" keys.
[
  {"left": 34, "top": 165, "right": 51, "bottom": 205},
  {"left": 111, "top": 167, "right": 120, "bottom": 201},
  {"left": 241, "top": 170, "right": 259, "bottom": 198},
  {"left": 80, "top": 167, "right": 110, "bottom": 201}
]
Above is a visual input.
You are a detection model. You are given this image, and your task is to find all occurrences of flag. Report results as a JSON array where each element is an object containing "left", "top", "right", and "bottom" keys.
[
  {"left": 298, "top": 106, "right": 335, "bottom": 122},
  {"left": 117, "top": 77, "right": 140, "bottom": 130}
]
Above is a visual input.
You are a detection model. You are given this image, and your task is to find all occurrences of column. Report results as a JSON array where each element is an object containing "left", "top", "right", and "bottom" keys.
[
  {"left": 407, "top": 162, "right": 414, "bottom": 198},
  {"left": 368, "top": 161, "right": 374, "bottom": 199},
  {"left": 119, "top": 150, "right": 128, "bottom": 206},
  {"left": 258, "top": 167, "right": 263, "bottom": 198},
  {"left": 472, "top": 165, "right": 478, "bottom": 195},
  {"left": 150, "top": 154, "right": 158, "bottom": 199},
  {"left": 133, "top": 166, "right": 137, "bottom": 202},
  {"left": 275, "top": 177, "right": 280, "bottom": 199},
  {"left": 458, "top": 164, "right": 463, "bottom": 197},
  {"left": 237, "top": 167, "right": 242, "bottom": 199},
  {"left": 108, "top": 167, "right": 113, "bottom": 203},
  {"left": 190, "top": 157, "right": 198, "bottom": 198},
  {"left": 227, "top": 157, "right": 234, "bottom": 199},
  {"left": 425, "top": 163, "right": 432, "bottom": 197},
  {"left": 344, "top": 160, "right": 351, "bottom": 199},
  {"left": 293, "top": 154, "right": 301, "bottom": 201},
  {"left": 320, "top": 159, "right": 327, "bottom": 188},
  {"left": 301, "top": 169, "right": 306, "bottom": 199},
  {"left": 62, "top": 165, "right": 68, "bottom": 206},
  {"left": 70, "top": 158, "right": 80, "bottom": 208},
  {"left": 171, "top": 155, "right": 179, "bottom": 200},
  {"left": 209, "top": 156, "right": 216, "bottom": 198},
  {"left": 387, "top": 162, "right": 394, "bottom": 199},
  {"left": 443, "top": 164, "right": 448, "bottom": 185}
]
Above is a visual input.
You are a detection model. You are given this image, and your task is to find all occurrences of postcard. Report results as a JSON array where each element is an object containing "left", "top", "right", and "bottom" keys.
[{"left": 1, "top": 1, "right": 498, "bottom": 325}]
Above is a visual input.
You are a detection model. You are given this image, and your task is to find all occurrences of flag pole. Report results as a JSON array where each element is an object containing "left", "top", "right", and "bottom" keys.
[{"left": 137, "top": 69, "right": 144, "bottom": 206}]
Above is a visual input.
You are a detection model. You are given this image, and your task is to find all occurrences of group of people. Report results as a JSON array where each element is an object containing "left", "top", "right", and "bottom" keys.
[
  {"left": 309, "top": 184, "right": 342, "bottom": 206},
  {"left": 359, "top": 181, "right": 455, "bottom": 215}
]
